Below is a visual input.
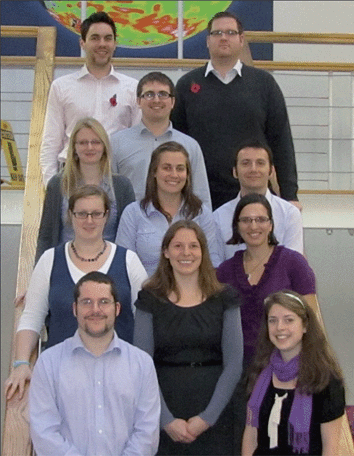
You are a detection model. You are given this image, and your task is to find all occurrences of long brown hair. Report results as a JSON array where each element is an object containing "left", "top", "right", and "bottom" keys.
[
  {"left": 62, "top": 117, "right": 112, "bottom": 197},
  {"left": 140, "top": 141, "right": 202, "bottom": 222},
  {"left": 246, "top": 291, "right": 344, "bottom": 396},
  {"left": 144, "top": 220, "right": 224, "bottom": 301}
]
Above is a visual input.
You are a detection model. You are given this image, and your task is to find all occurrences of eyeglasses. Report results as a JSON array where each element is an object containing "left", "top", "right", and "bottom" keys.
[
  {"left": 72, "top": 211, "right": 107, "bottom": 219},
  {"left": 238, "top": 216, "right": 270, "bottom": 225},
  {"left": 75, "top": 140, "right": 103, "bottom": 147},
  {"left": 209, "top": 30, "right": 241, "bottom": 37},
  {"left": 140, "top": 91, "right": 173, "bottom": 100},
  {"left": 77, "top": 298, "right": 115, "bottom": 308}
]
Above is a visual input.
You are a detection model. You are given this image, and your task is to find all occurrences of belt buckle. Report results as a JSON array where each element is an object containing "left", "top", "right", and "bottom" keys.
[{"left": 190, "top": 362, "right": 202, "bottom": 367}]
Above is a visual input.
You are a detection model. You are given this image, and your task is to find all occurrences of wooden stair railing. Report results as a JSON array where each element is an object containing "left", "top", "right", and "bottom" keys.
[
  {"left": 2, "top": 26, "right": 57, "bottom": 456},
  {"left": 1, "top": 25, "right": 353, "bottom": 455}
]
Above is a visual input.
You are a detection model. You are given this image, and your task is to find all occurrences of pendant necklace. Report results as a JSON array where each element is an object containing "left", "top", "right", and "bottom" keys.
[
  {"left": 243, "top": 248, "right": 272, "bottom": 281},
  {"left": 71, "top": 241, "right": 107, "bottom": 262}
]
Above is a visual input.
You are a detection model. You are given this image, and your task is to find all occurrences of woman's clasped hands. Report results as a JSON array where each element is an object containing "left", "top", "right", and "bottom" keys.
[{"left": 164, "top": 416, "right": 210, "bottom": 443}]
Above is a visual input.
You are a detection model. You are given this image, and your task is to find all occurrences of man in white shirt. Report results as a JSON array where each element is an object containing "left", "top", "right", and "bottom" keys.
[
  {"left": 110, "top": 72, "right": 211, "bottom": 208},
  {"left": 213, "top": 139, "right": 303, "bottom": 261},
  {"left": 40, "top": 11, "right": 141, "bottom": 185},
  {"left": 29, "top": 271, "right": 160, "bottom": 456}
]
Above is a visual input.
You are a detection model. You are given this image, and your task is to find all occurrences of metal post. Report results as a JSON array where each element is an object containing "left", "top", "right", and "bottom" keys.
[{"left": 80, "top": 1, "right": 87, "bottom": 58}]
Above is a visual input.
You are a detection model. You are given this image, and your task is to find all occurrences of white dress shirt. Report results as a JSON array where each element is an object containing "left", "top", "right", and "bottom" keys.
[
  {"left": 30, "top": 330, "right": 160, "bottom": 456},
  {"left": 213, "top": 189, "right": 304, "bottom": 261},
  {"left": 205, "top": 59, "right": 243, "bottom": 84},
  {"left": 40, "top": 65, "right": 141, "bottom": 185}
]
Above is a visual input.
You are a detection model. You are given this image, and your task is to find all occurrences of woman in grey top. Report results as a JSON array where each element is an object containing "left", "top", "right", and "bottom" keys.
[{"left": 35, "top": 117, "right": 135, "bottom": 262}]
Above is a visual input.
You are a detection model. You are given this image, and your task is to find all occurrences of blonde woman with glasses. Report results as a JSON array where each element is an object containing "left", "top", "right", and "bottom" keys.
[{"left": 35, "top": 117, "right": 135, "bottom": 262}]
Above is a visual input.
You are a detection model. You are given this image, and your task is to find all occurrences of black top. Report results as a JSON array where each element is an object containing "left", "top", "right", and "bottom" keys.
[
  {"left": 254, "top": 377, "right": 345, "bottom": 455},
  {"left": 172, "top": 64, "right": 298, "bottom": 209}
]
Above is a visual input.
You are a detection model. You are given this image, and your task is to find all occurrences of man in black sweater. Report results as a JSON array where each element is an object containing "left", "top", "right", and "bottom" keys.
[{"left": 171, "top": 11, "right": 300, "bottom": 210}]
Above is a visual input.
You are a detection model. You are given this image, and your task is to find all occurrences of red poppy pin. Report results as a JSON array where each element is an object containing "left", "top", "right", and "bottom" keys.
[
  {"left": 190, "top": 83, "right": 201, "bottom": 94},
  {"left": 109, "top": 94, "right": 117, "bottom": 106}
]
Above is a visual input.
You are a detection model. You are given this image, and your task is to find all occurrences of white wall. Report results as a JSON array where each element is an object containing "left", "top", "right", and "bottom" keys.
[{"left": 274, "top": 1, "right": 354, "bottom": 62}]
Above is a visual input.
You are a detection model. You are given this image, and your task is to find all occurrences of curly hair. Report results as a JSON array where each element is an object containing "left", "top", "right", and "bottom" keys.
[{"left": 246, "top": 290, "right": 344, "bottom": 396}]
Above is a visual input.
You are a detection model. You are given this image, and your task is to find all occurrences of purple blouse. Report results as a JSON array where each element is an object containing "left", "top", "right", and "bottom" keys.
[{"left": 216, "top": 246, "right": 316, "bottom": 364}]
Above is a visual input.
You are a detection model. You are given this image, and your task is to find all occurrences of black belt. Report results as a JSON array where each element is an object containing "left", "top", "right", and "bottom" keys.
[{"left": 155, "top": 360, "right": 222, "bottom": 367}]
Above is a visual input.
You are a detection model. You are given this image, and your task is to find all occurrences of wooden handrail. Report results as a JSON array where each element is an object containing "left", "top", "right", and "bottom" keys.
[
  {"left": 2, "top": 26, "right": 57, "bottom": 456},
  {"left": 245, "top": 31, "right": 354, "bottom": 45},
  {"left": 2, "top": 56, "right": 354, "bottom": 72},
  {"left": 2, "top": 26, "right": 354, "bottom": 44}
]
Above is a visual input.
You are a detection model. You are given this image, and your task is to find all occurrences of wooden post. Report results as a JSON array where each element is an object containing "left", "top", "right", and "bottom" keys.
[{"left": 2, "top": 26, "right": 56, "bottom": 456}]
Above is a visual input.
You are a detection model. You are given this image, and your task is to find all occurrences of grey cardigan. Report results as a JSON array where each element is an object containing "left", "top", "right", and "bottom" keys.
[{"left": 35, "top": 173, "right": 135, "bottom": 263}]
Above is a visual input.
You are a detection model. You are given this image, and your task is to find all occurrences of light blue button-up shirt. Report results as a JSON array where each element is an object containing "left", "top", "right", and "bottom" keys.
[
  {"left": 29, "top": 331, "right": 160, "bottom": 456},
  {"left": 116, "top": 201, "right": 222, "bottom": 276},
  {"left": 110, "top": 121, "right": 212, "bottom": 208}
]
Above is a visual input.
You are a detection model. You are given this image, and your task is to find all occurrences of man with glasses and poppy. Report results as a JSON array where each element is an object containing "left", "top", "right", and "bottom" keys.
[
  {"left": 40, "top": 11, "right": 141, "bottom": 186},
  {"left": 29, "top": 271, "right": 160, "bottom": 456},
  {"left": 172, "top": 11, "right": 300, "bottom": 212},
  {"left": 111, "top": 71, "right": 211, "bottom": 208},
  {"left": 214, "top": 139, "right": 303, "bottom": 261}
]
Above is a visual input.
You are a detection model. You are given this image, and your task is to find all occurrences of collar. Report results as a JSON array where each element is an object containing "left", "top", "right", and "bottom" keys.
[
  {"left": 71, "top": 329, "right": 121, "bottom": 355},
  {"left": 205, "top": 59, "right": 243, "bottom": 78},
  {"left": 145, "top": 200, "right": 184, "bottom": 216},
  {"left": 139, "top": 120, "right": 173, "bottom": 137},
  {"left": 237, "top": 188, "right": 272, "bottom": 203},
  {"left": 77, "top": 64, "right": 120, "bottom": 81}
]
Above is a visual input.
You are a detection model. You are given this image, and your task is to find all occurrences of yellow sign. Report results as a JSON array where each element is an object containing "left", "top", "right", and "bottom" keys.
[{"left": 1, "top": 120, "right": 25, "bottom": 189}]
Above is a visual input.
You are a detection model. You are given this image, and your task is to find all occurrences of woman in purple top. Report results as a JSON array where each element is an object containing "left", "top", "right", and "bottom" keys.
[{"left": 216, "top": 193, "right": 317, "bottom": 367}]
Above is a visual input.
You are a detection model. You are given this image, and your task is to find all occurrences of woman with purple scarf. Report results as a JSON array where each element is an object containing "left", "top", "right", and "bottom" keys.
[{"left": 242, "top": 291, "right": 345, "bottom": 455}]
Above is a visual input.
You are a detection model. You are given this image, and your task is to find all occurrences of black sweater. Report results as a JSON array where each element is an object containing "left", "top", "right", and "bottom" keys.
[{"left": 171, "top": 64, "right": 298, "bottom": 209}]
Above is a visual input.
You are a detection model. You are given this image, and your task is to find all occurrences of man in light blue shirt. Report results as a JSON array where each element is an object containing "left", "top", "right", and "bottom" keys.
[
  {"left": 29, "top": 271, "right": 160, "bottom": 456},
  {"left": 110, "top": 72, "right": 212, "bottom": 208},
  {"left": 214, "top": 139, "right": 303, "bottom": 262}
]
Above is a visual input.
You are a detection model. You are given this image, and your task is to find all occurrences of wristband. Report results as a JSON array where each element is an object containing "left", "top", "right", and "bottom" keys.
[{"left": 13, "top": 360, "right": 30, "bottom": 369}]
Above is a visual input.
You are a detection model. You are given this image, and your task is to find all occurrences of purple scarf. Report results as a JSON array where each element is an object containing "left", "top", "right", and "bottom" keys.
[{"left": 247, "top": 349, "right": 312, "bottom": 454}]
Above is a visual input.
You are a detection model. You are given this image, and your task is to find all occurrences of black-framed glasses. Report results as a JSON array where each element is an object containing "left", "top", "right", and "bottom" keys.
[
  {"left": 72, "top": 211, "right": 107, "bottom": 219},
  {"left": 209, "top": 30, "right": 241, "bottom": 37},
  {"left": 238, "top": 216, "right": 270, "bottom": 225},
  {"left": 140, "top": 91, "right": 173, "bottom": 100}
]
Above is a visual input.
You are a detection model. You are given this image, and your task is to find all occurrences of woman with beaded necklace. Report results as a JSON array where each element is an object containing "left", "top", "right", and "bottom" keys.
[{"left": 5, "top": 185, "right": 147, "bottom": 402}]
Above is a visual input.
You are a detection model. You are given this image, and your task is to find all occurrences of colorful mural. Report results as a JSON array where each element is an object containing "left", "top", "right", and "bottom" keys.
[
  {"left": 44, "top": 1, "right": 232, "bottom": 48},
  {"left": 1, "top": 0, "right": 273, "bottom": 59}
]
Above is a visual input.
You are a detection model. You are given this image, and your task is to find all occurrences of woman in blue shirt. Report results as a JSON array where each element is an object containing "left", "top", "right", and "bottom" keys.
[{"left": 116, "top": 141, "right": 221, "bottom": 276}]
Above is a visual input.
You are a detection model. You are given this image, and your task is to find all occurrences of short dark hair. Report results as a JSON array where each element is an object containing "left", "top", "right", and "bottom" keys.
[
  {"left": 137, "top": 72, "right": 176, "bottom": 98},
  {"left": 207, "top": 11, "right": 243, "bottom": 35},
  {"left": 234, "top": 139, "right": 274, "bottom": 167},
  {"left": 81, "top": 12, "right": 117, "bottom": 41},
  {"left": 74, "top": 271, "right": 119, "bottom": 303},
  {"left": 227, "top": 193, "right": 278, "bottom": 245}
]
